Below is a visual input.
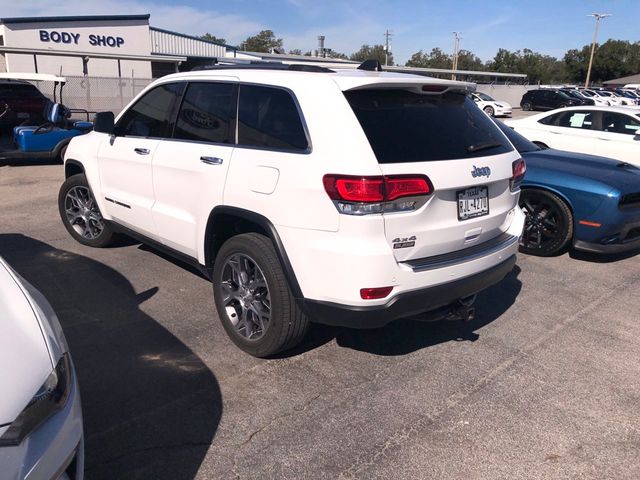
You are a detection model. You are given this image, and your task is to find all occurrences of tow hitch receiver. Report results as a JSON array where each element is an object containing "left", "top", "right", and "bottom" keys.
[{"left": 446, "top": 295, "right": 477, "bottom": 322}]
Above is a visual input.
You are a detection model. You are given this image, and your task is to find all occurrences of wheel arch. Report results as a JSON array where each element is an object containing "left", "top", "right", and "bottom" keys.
[
  {"left": 64, "top": 159, "right": 85, "bottom": 178},
  {"left": 203, "top": 206, "right": 303, "bottom": 298}
]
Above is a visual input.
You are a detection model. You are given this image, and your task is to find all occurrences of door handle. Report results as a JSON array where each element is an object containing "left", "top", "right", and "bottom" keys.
[
  {"left": 134, "top": 148, "right": 150, "bottom": 155},
  {"left": 200, "top": 156, "right": 224, "bottom": 165}
]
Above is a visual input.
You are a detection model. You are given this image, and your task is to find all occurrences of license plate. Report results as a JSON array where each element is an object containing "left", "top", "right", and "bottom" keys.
[
  {"left": 457, "top": 186, "right": 489, "bottom": 221},
  {"left": 17, "top": 113, "right": 29, "bottom": 119}
]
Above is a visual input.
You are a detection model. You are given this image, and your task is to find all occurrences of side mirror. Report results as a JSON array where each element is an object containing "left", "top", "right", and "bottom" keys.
[{"left": 93, "top": 111, "right": 115, "bottom": 134}]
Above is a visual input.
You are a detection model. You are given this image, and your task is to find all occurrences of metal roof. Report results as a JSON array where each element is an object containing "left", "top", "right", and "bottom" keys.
[
  {"left": 0, "top": 15, "right": 150, "bottom": 24},
  {"left": 150, "top": 26, "right": 236, "bottom": 50},
  {"left": 603, "top": 73, "right": 640, "bottom": 85}
]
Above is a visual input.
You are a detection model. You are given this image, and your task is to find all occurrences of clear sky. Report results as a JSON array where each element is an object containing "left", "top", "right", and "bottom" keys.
[{"left": 2, "top": 0, "right": 639, "bottom": 64}]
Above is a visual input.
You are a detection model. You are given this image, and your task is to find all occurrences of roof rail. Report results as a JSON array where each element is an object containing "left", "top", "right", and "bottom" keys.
[
  {"left": 357, "top": 59, "right": 383, "bottom": 72},
  {"left": 191, "top": 60, "right": 334, "bottom": 73}
]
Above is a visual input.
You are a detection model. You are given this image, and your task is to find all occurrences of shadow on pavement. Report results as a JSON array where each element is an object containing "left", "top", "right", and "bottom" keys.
[
  {"left": 285, "top": 265, "right": 523, "bottom": 357},
  {"left": 0, "top": 234, "right": 221, "bottom": 480},
  {"left": 569, "top": 247, "right": 640, "bottom": 263}
]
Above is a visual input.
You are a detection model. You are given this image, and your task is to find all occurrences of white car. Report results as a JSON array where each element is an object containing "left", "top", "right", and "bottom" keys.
[
  {"left": 562, "top": 88, "right": 609, "bottom": 106},
  {"left": 58, "top": 63, "right": 525, "bottom": 357},
  {"left": 505, "top": 106, "right": 640, "bottom": 164},
  {"left": 579, "top": 89, "right": 611, "bottom": 106},
  {"left": 0, "top": 257, "right": 84, "bottom": 479},
  {"left": 470, "top": 92, "right": 512, "bottom": 117},
  {"left": 597, "top": 90, "right": 633, "bottom": 106}
]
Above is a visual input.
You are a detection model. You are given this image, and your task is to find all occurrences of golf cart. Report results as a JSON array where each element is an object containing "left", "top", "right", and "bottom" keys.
[{"left": 0, "top": 73, "right": 93, "bottom": 162}]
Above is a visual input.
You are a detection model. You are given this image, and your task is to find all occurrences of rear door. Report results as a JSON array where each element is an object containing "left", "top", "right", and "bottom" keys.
[
  {"left": 344, "top": 88, "right": 519, "bottom": 260},
  {"left": 594, "top": 111, "right": 640, "bottom": 162},
  {"left": 542, "top": 110, "right": 597, "bottom": 154},
  {"left": 151, "top": 79, "right": 238, "bottom": 257}
]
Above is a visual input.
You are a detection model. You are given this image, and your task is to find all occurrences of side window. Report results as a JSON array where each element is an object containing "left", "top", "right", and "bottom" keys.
[
  {"left": 538, "top": 112, "right": 562, "bottom": 126},
  {"left": 173, "top": 82, "right": 237, "bottom": 144},
  {"left": 238, "top": 85, "right": 309, "bottom": 152},
  {"left": 116, "top": 83, "right": 184, "bottom": 138},
  {"left": 601, "top": 112, "right": 640, "bottom": 135},
  {"left": 557, "top": 111, "right": 593, "bottom": 129}
]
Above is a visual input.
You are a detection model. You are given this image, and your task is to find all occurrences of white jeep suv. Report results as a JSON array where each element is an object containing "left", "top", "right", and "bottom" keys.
[{"left": 58, "top": 63, "right": 525, "bottom": 357}]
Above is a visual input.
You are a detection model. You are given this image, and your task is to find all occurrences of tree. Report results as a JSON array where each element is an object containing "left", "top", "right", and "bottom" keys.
[
  {"left": 200, "top": 33, "right": 226, "bottom": 45},
  {"left": 240, "top": 30, "right": 283, "bottom": 53},
  {"left": 405, "top": 48, "right": 451, "bottom": 69},
  {"left": 289, "top": 49, "right": 303, "bottom": 55},
  {"left": 456, "top": 50, "right": 484, "bottom": 71},
  {"left": 350, "top": 44, "right": 393, "bottom": 65},
  {"left": 565, "top": 40, "right": 640, "bottom": 85},
  {"left": 486, "top": 48, "right": 567, "bottom": 83}
]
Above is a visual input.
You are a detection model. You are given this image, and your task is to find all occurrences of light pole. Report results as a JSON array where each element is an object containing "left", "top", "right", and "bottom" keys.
[
  {"left": 452, "top": 32, "right": 462, "bottom": 80},
  {"left": 585, "top": 13, "right": 611, "bottom": 88}
]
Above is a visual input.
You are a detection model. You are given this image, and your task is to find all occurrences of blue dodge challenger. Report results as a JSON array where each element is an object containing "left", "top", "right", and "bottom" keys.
[{"left": 495, "top": 120, "right": 640, "bottom": 256}]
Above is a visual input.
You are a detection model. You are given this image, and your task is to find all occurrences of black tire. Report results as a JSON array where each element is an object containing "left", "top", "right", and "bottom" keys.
[
  {"left": 58, "top": 144, "right": 68, "bottom": 163},
  {"left": 58, "top": 173, "right": 115, "bottom": 247},
  {"left": 558, "top": 103, "right": 568, "bottom": 108},
  {"left": 483, "top": 106, "right": 495, "bottom": 117},
  {"left": 519, "top": 189, "right": 573, "bottom": 256},
  {"left": 212, "top": 233, "right": 309, "bottom": 357},
  {"left": 522, "top": 102, "right": 532, "bottom": 111}
]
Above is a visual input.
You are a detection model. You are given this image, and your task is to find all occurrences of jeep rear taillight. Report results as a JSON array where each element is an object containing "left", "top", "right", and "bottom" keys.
[
  {"left": 510, "top": 159, "right": 526, "bottom": 192},
  {"left": 323, "top": 174, "right": 432, "bottom": 215}
]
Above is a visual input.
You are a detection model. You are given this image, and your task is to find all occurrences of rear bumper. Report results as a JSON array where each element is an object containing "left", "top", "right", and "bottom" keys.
[{"left": 302, "top": 255, "right": 516, "bottom": 328}]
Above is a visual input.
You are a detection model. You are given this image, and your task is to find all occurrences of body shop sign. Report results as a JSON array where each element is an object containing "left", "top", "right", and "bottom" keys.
[{"left": 39, "top": 30, "right": 125, "bottom": 48}]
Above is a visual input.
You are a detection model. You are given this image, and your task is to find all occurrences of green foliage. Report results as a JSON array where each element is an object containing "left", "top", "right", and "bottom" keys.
[
  {"left": 405, "top": 48, "right": 451, "bottom": 69},
  {"left": 350, "top": 44, "right": 394, "bottom": 65},
  {"left": 240, "top": 30, "right": 284, "bottom": 53},
  {"left": 200, "top": 33, "right": 226, "bottom": 45},
  {"left": 487, "top": 48, "right": 567, "bottom": 83},
  {"left": 565, "top": 40, "right": 640, "bottom": 84}
]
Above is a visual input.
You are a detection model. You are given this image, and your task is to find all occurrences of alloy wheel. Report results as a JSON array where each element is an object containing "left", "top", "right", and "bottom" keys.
[
  {"left": 220, "top": 253, "right": 271, "bottom": 341},
  {"left": 64, "top": 186, "right": 105, "bottom": 239},
  {"left": 520, "top": 193, "right": 564, "bottom": 251}
]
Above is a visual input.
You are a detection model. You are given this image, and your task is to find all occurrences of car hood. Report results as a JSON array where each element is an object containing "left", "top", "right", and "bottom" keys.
[
  {"left": 0, "top": 258, "right": 53, "bottom": 426},
  {"left": 523, "top": 148, "right": 640, "bottom": 193}
]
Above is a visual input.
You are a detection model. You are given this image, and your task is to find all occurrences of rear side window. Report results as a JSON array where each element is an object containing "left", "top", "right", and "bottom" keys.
[
  {"left": 344, "top": 89, "right": 512, "bottom": 163},
  {"left": 116, "top": 83, "right": 184, "bottom": 138},
  {"left": 173, "top": 82, "right": 237, "bottom": 144},
  {"left": 238, "top": 85, "right": 309, "bottom": 152},
  {"left": 601, "top": 112, "right": 640, "bottom": 135}
]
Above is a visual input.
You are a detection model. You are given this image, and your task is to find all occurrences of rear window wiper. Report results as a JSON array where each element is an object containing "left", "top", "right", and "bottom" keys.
[{"left": 467, "top": 141, "right": 502, "bottom": 153}]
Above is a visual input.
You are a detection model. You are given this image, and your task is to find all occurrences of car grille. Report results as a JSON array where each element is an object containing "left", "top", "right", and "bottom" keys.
[{"left": 619, "top": 193, "right": 640, "bottom": 209}]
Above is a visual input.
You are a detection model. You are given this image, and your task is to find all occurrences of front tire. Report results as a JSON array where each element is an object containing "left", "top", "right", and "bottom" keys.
[
  {"left": 519, "top": 189, "right": 573, "bottom": 256},
  {"left": 58, "top": 173, "right": 115, "bottom": 247},
  {"left": 212, "top": 233, "right": 309, "bottom": 357},
  {"left": 483, "top": 106, "right": 495, "bottom": 116}
]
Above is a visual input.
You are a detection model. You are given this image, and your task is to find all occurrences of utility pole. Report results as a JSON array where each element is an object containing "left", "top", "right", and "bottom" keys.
[
  {"left": 452, "top": 32, "right": 462, "bottom": 80},
  {"left": 585, "top": 13, "right": 611, "bottom": 88},
  {"left": 384, "top": 29, "right": 392, "bottom": 66}
]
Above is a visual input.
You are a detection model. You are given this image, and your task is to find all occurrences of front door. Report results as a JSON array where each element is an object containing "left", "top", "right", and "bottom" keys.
[{"left": 97, "top": 82, "right": 184, "bottom": 239}]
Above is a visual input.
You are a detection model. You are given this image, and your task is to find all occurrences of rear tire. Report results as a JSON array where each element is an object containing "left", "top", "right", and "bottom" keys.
[
  {"left": 519, "top": 189, "right": 573, "bottom": 256},
  {"left": 212, "top": 233, "right": 309, "bottom": 357},
  {"left": 58, "top": 173, "right": 115, "bottom": 247},
  {"left": 522, "top": 102, "right": 532, "bottom": 111}
]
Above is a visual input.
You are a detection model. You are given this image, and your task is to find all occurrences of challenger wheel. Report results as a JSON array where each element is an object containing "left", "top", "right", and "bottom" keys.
[
  {"left": 58, "top": 173, "right": 115, "bottom": 247},
  {"left": 212, "top": 233, "right": 309, "bottom": 357},
  {"left": 519, "top": 189, "right": 573, "bottom": 256}
]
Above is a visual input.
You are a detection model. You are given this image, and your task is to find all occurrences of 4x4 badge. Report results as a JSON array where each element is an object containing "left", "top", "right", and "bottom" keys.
[
  {"left": 392, "top": 236, "right": 416, "bottom": 249},
  {"left": 471, "top": 165, "right": 491, "bottom": 178}
]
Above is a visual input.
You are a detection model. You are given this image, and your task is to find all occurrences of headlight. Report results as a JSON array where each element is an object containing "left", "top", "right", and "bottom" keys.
[{"left": 0, "top": 354, "right": 71, "bottom": 446}]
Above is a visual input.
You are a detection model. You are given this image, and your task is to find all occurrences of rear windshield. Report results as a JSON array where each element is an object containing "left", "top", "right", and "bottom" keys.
[
  {"left": 344, "top": 89, "right": 512, "bottom": 163},
  {"left": 0, "top": 83, "right": 44, "bottom": 99}
]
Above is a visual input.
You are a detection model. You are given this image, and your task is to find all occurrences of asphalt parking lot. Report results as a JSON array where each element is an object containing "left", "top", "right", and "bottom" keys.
[{"left": 1, "top": 158, "right": 639, "bottom": 480}]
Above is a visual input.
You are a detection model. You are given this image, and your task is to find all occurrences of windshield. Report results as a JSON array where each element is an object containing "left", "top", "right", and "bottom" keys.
[
  {"left": 581, "top": 90, "right": 595, "bottom": 97},
  {"left": 563, "top": 90, "right": 582, "bottom": 99},
  {"left": 345, "top": 89, "right": 513, "bottom": 163},
  {"left": 492, "top": 119, "right": 540, "bottom": 154},
  {"left": 476, "top": 92, "right": 494, "bottom": 101}
]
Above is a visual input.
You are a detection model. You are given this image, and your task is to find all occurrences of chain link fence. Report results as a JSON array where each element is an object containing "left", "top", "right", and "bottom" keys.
[{"left": 32, "top": 76, "right": 153, "bottom": 117}]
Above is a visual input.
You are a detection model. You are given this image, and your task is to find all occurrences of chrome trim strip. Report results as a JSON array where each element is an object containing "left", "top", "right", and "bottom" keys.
[{"left": 402, "top": 232, "right": 519, "bottom": 272}]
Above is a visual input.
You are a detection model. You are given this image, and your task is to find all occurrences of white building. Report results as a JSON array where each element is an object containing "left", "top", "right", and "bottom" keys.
[{"left": 0, "top": 15, "right": 233, "bottom": 78}]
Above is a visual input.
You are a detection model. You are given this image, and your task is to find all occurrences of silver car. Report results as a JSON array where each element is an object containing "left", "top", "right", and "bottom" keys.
[{"left": 0, "top": 257, "right": 84, "bottom": 480}]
